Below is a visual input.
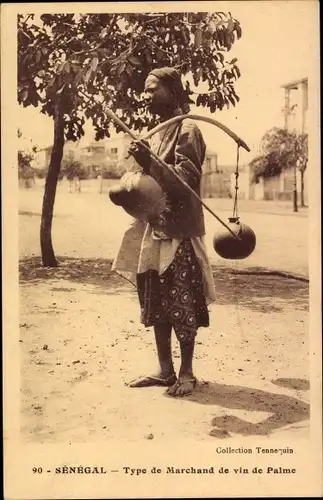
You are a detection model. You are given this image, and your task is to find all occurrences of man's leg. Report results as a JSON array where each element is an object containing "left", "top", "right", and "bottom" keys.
[
  {"left": 128, "top": 322, "right": 176, "bottom": 387},
  {"left": 167, "top": 331, "right": 197, "bottom": 397},
  {"left": 153, "top": 322, "right": 175, "bottom": 378}
]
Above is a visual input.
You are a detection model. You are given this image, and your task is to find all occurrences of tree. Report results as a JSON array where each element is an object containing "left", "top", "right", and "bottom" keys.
[
  {"left": 18, "top": 128, "right": 38, "bottom": 187},
  {"left": 295, "top": 133, "right": 309, "bottom": 207},
  {"left": 18, "top": 150, "right": 36, "bottom": 187},
  {"left": 101, "top": 159, "right": 126, "bottom": 179},
  {"left": 61, "top": 153, "right": 88, "bottom": 179},
  {"left": 250, "top": 127, "right": 308, "bottom": 207},
  {"left": 18, "top": 12, "right": 243, "bottom": 266},
  {"left": 60, "top": 153, "right": 88, "bottom": 192}
]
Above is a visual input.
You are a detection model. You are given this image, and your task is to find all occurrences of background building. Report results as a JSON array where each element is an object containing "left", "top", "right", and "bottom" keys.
[{"left": 253, "top": 77, "right": 309, "bottom": 203}]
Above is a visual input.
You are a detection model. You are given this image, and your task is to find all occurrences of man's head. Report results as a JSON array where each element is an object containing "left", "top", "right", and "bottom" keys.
[{"left": 144, "top": 67, "right": 190, "bottom": 117}]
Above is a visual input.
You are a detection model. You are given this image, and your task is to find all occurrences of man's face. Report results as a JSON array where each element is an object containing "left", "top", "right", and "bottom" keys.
[{"left": 144, "top": 75, "right": 174, "bottom": 115}]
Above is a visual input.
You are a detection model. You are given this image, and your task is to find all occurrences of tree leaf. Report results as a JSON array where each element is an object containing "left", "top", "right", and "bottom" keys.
[
  {"left": 235, "top": 22, "right": 242, "bottom": 39},
  {"left": 144, "top": 49, "right": 153, "bottom": 65},
  {"left": 202, "top": 34, "right": 212, "bottom": 50},
  {"left": 116, "top": 62, "right": 126, "bottom": 77},
  {"left": 216, "top": 28, "right": 224, "bottom": 47},
  {"left": 100, "top": 27, "right": 108, "bottom": 39},
  {"left": 58, "top": 61, "right": 66, "bottom": 73},
  {"left": 227, "top": 17, "right": 234, "bottom": 34},
  {"left": 232, "top": 89, "right": 240, "bottom": 102},
  {"left": 87, "top": 82, "right": 96, "bottom": 94},
  {"left": 90, "top": 57, "right": 99, "bottom": 72},
  {"left": 74, "top": 69, "right": 84, "bottom": 86},
  {"left": 84, "top": 68, "right": 92, "bottom": 83},
  {"left": 21, "top": 89, "right": 29, "bottom": 102},
  {"left": 207, "top": 21, "right": 216, "bottom": 34},
  {"left": 64, "top": 62, "right": 70, "bottom": 74},
  {"left": 35, "top": 50, "right": 42, "bottom": 64},
  {"left": 56, "top": 83, "right": 66, "bottom": 95},
  {"left": 30, "top": 90, "right": 39, "bottom": 107},
  {"left": 193, "top": 74, "right": 199, "bottom": 87},
  {"left": 97, "top": 48, "right": 109, "bottom": 59},
  {"left": 46, "top": 75, "right": 57, "bottom": 95},
  {"left": 128, "top": 55, "right": 141, "bottom": 67},
  {"left": 194, "top": 29, "right": 203, "bottom": 49},
  {"left": 156, "top": 49, "right": 164, "bottom": 61},
  {"left": 228, "top": 94, "right": 236, "bottom": 106},
  {"left": 125, "top": 63, "right": 134, "bottom": 77},
  {"left": 224, "top": 30, "right": 232, "bottom": 49},
  {"left": 195, "top": 67, "right": 202, "bottom": 81},
  {"left": 180, "top": 26, "right": 190, "bottom": 45}
]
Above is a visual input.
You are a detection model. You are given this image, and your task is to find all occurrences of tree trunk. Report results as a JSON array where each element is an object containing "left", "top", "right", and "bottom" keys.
[
  {"left": 293, "top": 163, "right": 298, "bottom": 212},
  {"left": 300, "top": 163, "right": 307, "bottom": 207},
  {"left": 40, "top": 102, "right": 64, "bottom": 267}
]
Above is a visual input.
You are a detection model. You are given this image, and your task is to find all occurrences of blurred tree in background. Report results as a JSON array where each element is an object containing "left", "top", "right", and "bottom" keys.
[
  {"left": 18, "top": 128, "right": 38, "bottom": 187},
  {"left": 61, "top": 153, "right": 88, "bottom": 180},
  {"left": 250, "top": 127, "right": 308, "bottom": 207}
]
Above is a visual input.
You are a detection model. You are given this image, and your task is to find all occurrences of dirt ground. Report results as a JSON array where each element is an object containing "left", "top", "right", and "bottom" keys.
[
  {"left": 19, "top": 180, "right": 309, "bottom": 277},
  {"left": 18, "top": 183, "right": 310, "bottom": 443},
  {"left": 19, "top": 257, "right": 309, "bottom": 443}
]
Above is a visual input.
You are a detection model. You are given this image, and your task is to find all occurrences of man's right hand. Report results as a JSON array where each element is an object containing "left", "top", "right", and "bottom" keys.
[{"left": 127, "top": 140, "right": 152, "bottom": 173}]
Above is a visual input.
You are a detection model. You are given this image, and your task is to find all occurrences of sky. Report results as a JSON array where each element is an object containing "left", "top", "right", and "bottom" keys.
[{"left": 18, "top": 1, "right": 318, "bottom": 166}]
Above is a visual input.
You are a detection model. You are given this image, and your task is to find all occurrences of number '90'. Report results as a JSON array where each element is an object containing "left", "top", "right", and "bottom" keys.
[{"left": 32, "top": 467, "right": 43, "bottom": 474}]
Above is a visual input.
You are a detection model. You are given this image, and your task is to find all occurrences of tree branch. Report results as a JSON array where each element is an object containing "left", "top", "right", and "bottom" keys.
[
  {"left": 72, "top": 38, "right": 107, "bottom": 56},
  {"left": 140, "top": 14, "right": 168, "bottom": 25},
  {"left": 23, "top": 14, "right": 33, "bottom": 25},
  {"left": 109, "top": 13, "right": 119, "bottom": 32},
  {"left": 138, "top": 32, "right": 171, "bottom": 56}
]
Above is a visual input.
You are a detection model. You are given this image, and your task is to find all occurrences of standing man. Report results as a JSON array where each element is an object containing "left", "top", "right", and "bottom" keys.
[{"left": 112, "top": 67, "right": 216, "bottom": 397}]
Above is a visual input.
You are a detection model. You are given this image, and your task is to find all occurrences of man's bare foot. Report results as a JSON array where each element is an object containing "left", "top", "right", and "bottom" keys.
[{"left": 166, "top": 374, "right": 197, "bottom": 397}]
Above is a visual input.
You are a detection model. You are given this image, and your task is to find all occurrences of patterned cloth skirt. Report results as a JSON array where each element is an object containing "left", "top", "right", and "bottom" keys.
[{"left": 136, "top": 239, "right": 209, "bottom": 342}]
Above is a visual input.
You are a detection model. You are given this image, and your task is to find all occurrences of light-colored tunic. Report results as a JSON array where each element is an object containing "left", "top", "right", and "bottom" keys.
[{"left": 112, "top": 218, "right": 216, "bottom": 305}]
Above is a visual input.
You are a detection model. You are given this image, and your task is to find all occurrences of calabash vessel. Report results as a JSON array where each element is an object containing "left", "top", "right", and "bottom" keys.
[
  {"left": 109, "top": 171, "right": 166, "bottom": 221},
  {"left": 213, "top": 217, "right": 256, "bottom": 260}
]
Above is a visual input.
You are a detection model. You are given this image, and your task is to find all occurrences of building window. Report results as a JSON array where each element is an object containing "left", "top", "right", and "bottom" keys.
[
  {"left": 110, "top": 147, "right": 118, "bottom": 156},
  {"left": 205, "top": 157, "right": 211, "bottom": 172}
]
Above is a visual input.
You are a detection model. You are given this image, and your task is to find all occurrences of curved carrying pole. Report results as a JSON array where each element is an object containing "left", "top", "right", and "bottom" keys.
[
  {"left": 143, "top": 114, "right": 251, "bottom": 152},
  {"left": 105, "top": 108, "right": 243, "bottom": 240}
]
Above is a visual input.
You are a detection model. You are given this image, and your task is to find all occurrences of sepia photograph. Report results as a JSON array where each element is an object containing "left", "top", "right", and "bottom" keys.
[{"left": 2, "top": 1, "right": 322, "bottom": 498}]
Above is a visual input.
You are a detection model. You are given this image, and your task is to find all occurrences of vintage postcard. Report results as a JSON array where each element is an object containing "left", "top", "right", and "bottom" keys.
[{"left": 2, "top": 1, "right": 322, "bottom": 498}]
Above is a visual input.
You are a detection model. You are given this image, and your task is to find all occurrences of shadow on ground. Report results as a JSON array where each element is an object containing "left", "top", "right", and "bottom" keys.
[
  {"left": 19, "top": 256, "right": 309, "bottom": 314},
  {"left": 270, "top": 377, "right": 310, "bottom": 391},
  {"left": 19, "top": 256, "right": 135, "bottom": 295},
  {"left": 172, "top": 379, "right": 309, "bottom": 437},
  {"left": 213, "top": 264, "right": 308, "bottom": 313}
]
